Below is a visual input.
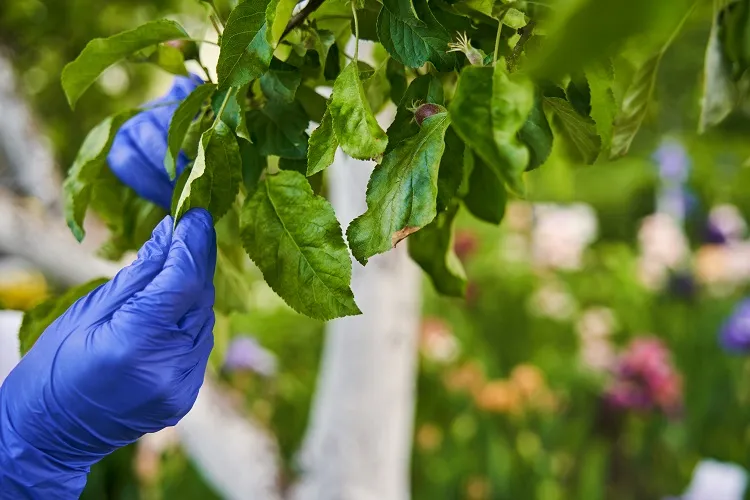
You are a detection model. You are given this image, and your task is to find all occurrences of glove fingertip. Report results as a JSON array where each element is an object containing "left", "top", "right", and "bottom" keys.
[{"left": 136, "top": 216, "right": 173, "bottom": 261}]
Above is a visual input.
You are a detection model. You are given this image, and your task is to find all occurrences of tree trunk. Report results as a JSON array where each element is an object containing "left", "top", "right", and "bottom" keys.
[{"left": 289, "top": 152, "right": 423, "bottom": 500}]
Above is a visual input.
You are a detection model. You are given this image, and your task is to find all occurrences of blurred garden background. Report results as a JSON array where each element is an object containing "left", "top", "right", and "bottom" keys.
[{"left": 4, "top": 0, "right": 750, "bottom": 499}]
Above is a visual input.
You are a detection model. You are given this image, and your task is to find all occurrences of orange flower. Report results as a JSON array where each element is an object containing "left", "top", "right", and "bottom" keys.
[
  {"left": 475, "top": 380, "right": 520, "bottom": 414},
  {"left": 416, "top": 423, "right": 443, "bottom": 452},
  {"left": 510, "top": 364, "right": 545, "bottom": 399},
  {"left": 443, "top": 361, "right": 486, "bottom": 396},
  {"left": 465, "top": 476, "right": 491, "bottom": 500}
]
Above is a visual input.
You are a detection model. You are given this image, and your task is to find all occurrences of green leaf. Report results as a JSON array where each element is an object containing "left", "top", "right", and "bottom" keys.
[
  {"left": 174, "top": 120, "right": 242, "bottom": 223},
  {"left": 239, "top": 139, "right": 267, "bottom": 197},
  {"left": 271, "top": 0, "right": 297, "bottom": 43},
  {"left": 248, "top": 99, "right": 310, "bottom": 159},
  {"left": 307, "top": 107, "right": 338, "bottom": 176},
  {"left": 182, "top": 109, "right": 213, "bottom": 160},
  {"left": 382, "top": 0, "right": 424, "bottom": 26},
  {"left": 610, "top": 5, "right": 694, "bottom": 157},
  {"left": 240, "top": 170, "right": 360, "bottom": 320},
  {"left": 543, "top": 97, "right": 600, "bottom": 164},
  {"left": 449, "top": 66, "right": 532, "bottom": 194},
  {"left": 212, "top": 84, "right": 252, "bottom": 141},
  {"left": 329, "top": 62, "right": 388, "bottom": 160},
  {"left": 347, "top": 111, "right": 450, "bottom": 265},
  {"left": 386, "top": 58, "right": 408, "bottom": 104},
  {"left": 363, "top": 62, "right": 392, "bottom": 114},
  {"left": 20, "top": 278, "right": 109, "bottom": 355},
  {"left": 700, "top": 0, "right": 739, "bottom": 133},
  {"left": 297, "top": 85, "right": 329, "bottom": 123},
  {"left": 586, "top": 60, "right": 617, "bottom": 159},
  {"left": 62, "top": 20, "right": 188, "bottom": 108},
  {"left": 217, "top": 0, "right": 278, "bottom": 89},
  {"left": 148, "top": 44, "right": 189, "bottom": 76},
  {"left": 462, "top": 152, "right": 507, "bottom": 225},
  {"left": 260, "top": 66, "right": 301, "bottom": 103},
  {"left": 64, "top": 110, "right": 139, "bottom": 242},
  {"left": 386, "top": 74, "right": 444, "bottom": 152},
  {"left": 377, "top": 0, "right": 457, "bottom": 71},
  {"left": 437, "top": 126, "right": 465, "bottom": 212},
  {"left": 408, "top": 204, "right": 467, "bottom": 297},
  {"left": 518, "top": 92, "right": 553, "bottom": 171},
  {"left": 165, "top": 83, "right": 216, "bottom": 179}
]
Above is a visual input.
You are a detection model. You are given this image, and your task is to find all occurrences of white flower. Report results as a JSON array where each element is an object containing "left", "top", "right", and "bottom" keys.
[
  {"left": 528, "top": 280, "right": 577, "bottom": 321},
  {"left": 531, "top": 203, "right": 598, "bottom": 271},
  {"left": 709, "top": 204, "right": 747, "bottom": 243}
]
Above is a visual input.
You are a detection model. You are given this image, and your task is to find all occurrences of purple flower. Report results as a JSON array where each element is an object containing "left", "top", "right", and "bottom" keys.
[
  {"left": 654, "top": 141, "right": 689, "bottom": 183},
  {"left": 720, "top": 299, "right": 750, "bottom": 352},
  {"left": 704, "top": 205, "right": 747, "bottom": 245},
  {"left": 222, "top": 336, "right": 277, "bottom": 376}
]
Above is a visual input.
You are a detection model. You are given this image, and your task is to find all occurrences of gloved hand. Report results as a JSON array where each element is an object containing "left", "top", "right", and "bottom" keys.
[
  {"left": 108, "top": 74, "right": 202, "bottom": 209},
  {"left": 0, "top": 209, "right": 216, "bottom": 498}
]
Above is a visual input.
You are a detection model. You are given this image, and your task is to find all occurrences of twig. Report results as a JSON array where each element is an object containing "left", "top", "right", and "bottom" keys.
[
  {"left": 281, "top": 0, "right": 328, "bottom": 41},
  {"left": 507, "top": 20, "right": 536, "bottom": 72}
]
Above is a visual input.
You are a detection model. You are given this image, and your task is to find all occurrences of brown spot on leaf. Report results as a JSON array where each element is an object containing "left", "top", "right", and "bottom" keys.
[{"left": 392, "top": 226, "right": 420, "bottom": 247}]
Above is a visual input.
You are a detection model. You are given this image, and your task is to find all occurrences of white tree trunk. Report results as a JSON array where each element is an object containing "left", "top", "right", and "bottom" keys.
[{"left": 289, "top": 152, "right": 422, "bottom": 500}]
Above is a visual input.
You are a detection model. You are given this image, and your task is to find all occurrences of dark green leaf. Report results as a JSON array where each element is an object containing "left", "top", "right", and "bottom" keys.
[
  {"left": 386, "top": 58, "right": 408, "bottom": 104},
  {"left": 240, "top": 139, "right": 266, "bottom": 196},
  {"left": 363, "top": 62, "right": 392, "bottom": 114},
  {"left": 347, "top": 111, "right": 450, "bottom": 265},
  {"left": 518, "top": 92, "right": 553, "bottom": 171},
  {"left": 174, "top": 120, "right": 242, "bottom": 223},
  {"left": 212, "top": 84, "right": 252, "bottom": 141},
  {"left": 217, "top": 0, "right": 278, "bottom": 89},
  {"left": 437, "top": 126, "right": 464, "bottom": 211},
  {"left": 297, "top": 85, "right": 328, "bottom": 123},
  {"left": 20, "top": 278, "right": 109, "bottom": 355},
  {"left": 247, "top": 99, "right": 309, "bottom": 159},
  {"left": 462, "top": 152, "right": 506, "bottom": 225},
  {"left": 307, "top": 107, "right": 338, "bottom": 176},
  {"left": 165, "top": 83, "right": 216, "bottom": 179},
  {"left": 260, "top": 67, "right": 302, "bottom": 103},
  {"left": 449, "top": 66, "right": 532, "bottom": 194},
  {"left": 408, "top": 204, "right": 466, "bottom": 297},
  {"left": 64, "top": 110, "right": 139, "bottom": 242},
  {"left": 182, "top": 109, "right": 213, "bottom": 160},
  {"left": 240, "top": 170, "right": 360, "bottom": 320},
  {"left": 329, "top": 62, "right": 388, "bottom": 159},
  {"left": 377, "top": 0, "right": 457, "bottom": 71},
  {"left": 382, "top": 0, "right": 424, "bottom": 26},
  {"left": 62, "top": 20, "right": 188, "bottom": 108},
  {"left": 387, "top": 74, "right": 444, "bottom": 152}
]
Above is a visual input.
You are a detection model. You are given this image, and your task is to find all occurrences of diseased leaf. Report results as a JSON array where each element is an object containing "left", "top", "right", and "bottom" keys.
[
  {"left": 543, "top": 96, "right": 600, "bottom": 164},
  {"left": 700, "top": 0, "right": 739, "bottom": 133},
  {"left": 518, "top": 92, "right": 553, "bottom": 171},
  {"left": 437, "top": 127, "right": 464, "bottom": 212},
  {"left": 329, "top": 62, "right": 388, "bottom": 159},
  {"left": 387, "top": 74, "right": 444, "bottom": 152},
  {"left": 174, "top": 120, "right": 242, "bottom": 223},
  {"left": 64, "top": 110, "right": 139, "bottom": 242},
  {"left": 347, "top": 111, "right": 450, "bottom": 265},
  {"left": 586, "top": 60, "right": 617, "bottom": 159},
  {"left": 449, "top": 66, "right": 532, "bottom": 194},
  {"left": 307, "top": 107, "right": 338, "bottom": 176},
  {"left": 377, "top": 0, "right": 457, "bottom": 71},
  {"left": 240, "top": 170, "right": 360, "bottom": 320},
  {"left": 610, "top": 5, "right": 693, "bottom": 157},
  {"left": 217, "top": 0, "right": 278, "bottom": 89},
  {"left": 62, "top": 20, "right": 188, "bottom": 108},
  {"left": 409, "top": 204, "right": 467, "bottom": 297},
  {"left": 165, "top": 83, "right": 216, "bottom": 179},
  {"left": 462, "top": 152, "right": 507, "bottom": 225},
  {"left": 20, "top": 278, "right": 109, "bottom": 355}
]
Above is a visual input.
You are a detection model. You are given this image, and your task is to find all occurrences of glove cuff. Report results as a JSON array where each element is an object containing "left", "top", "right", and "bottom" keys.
[{"left": 0, "top": 386, "right": 88, "bottom": 499}]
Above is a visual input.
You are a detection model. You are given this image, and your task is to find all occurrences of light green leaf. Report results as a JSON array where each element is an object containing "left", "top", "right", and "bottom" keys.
[
  {"left": 329, "top": 62, "right": 388, "bottom": 160},
  {"left": 700, "top": 0, "right": 738, "bottom": 133},
  {"left": 240, "top": 170, "right": 360, "bottom": 320},
  {"left": 543, "top": 96, "right": 600, "bottom": 164},
  {"left": 347, "top": 111, "right": 450, "bottom": 265},
  {"left": 165, "top": 83, "right": 216, "bottom": 179},
  {"left": 62, "top": 20, "right": 188, "bottom": 108},
  {"left": 148, "top": 44, "right": 189, "bottom": 76},
  {"left": 377, "top": 0, "right": 457, "bottom": 71},
  {"left": 462, "top": 152, "right": 507, "bottom": 225},
  {"left": 610, "top": 4, "right": 694, "bottom": 157},
  {"left": 20, "top": 278, "right": 109, "bottom": 355},
  {"left": 64, "top": 109, "right": 139, "bottom": 242},
  {"left": 307, "top": 107, "right": 338, "bottom": 176},
  {"left": 217, "top": 0, "right": 278, "bottom": 89},
  {"left": 174, "top": 120, "right": 242, "bottom": 223},
  {"left": 502, "top": 8, "right": 527, "bottom": 28},
  {"left": 271, "top": 0, "right": 298, "bottom": 43},
  {"left": 449, "top": 66, "right": 532, "bottom": 194},
  {"left": 409, "top": 204, "right": 467, "bottom": 297},
  {"left": 586, "top": 60, "right": 617, "bottom": 159},
  {"left": 518, "top": 92, "right": 553, "bottom": 171},
  {"left": 387, "top": 74, "right": 444, "bottom": 152}
]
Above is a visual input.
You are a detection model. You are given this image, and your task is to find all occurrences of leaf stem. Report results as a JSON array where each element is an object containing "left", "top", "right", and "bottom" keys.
[
  {"left": 351, "top": 2, "right": 360, "bottom": 60},
  {"left": 214, "top": 88, "right": 234, "bottom": 127},
  {"left": 210, "top": 14, "right": 223, "bottom": 37},
  {"left": 493, "top": 21, "right": 503, "bottom": 66},
  {"left": 281, "top": 0, "right": 328, "bottom": 41}
]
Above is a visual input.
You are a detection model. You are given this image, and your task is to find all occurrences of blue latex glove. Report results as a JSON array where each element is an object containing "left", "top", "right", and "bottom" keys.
[
  {"left": 108, "top": 74, "right": 202, "bottom": 209},
  {"left": 0, "top": 209, "right": 216, "bottom": 498}
]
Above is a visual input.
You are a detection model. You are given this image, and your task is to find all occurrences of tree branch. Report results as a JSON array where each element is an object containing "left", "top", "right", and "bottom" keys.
[
  {"left": 281, "top": 0, "right": 328, "bottom": 41},
  {"left": 507, "top": 20, "right": 536, "bottom": 73}
]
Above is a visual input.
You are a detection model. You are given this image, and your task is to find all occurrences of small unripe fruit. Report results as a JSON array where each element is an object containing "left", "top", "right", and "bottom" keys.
[{"left": 414, "top": 103, "right": 442, "bottom": 127}]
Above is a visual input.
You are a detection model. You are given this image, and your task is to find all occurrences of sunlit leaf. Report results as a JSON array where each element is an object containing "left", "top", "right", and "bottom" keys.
[
  {"left": 543, "top": 97, "right": 600, "bottom": 164},
  {"left": 165, "top": 83, "right": 216, "bottom": 179}
]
